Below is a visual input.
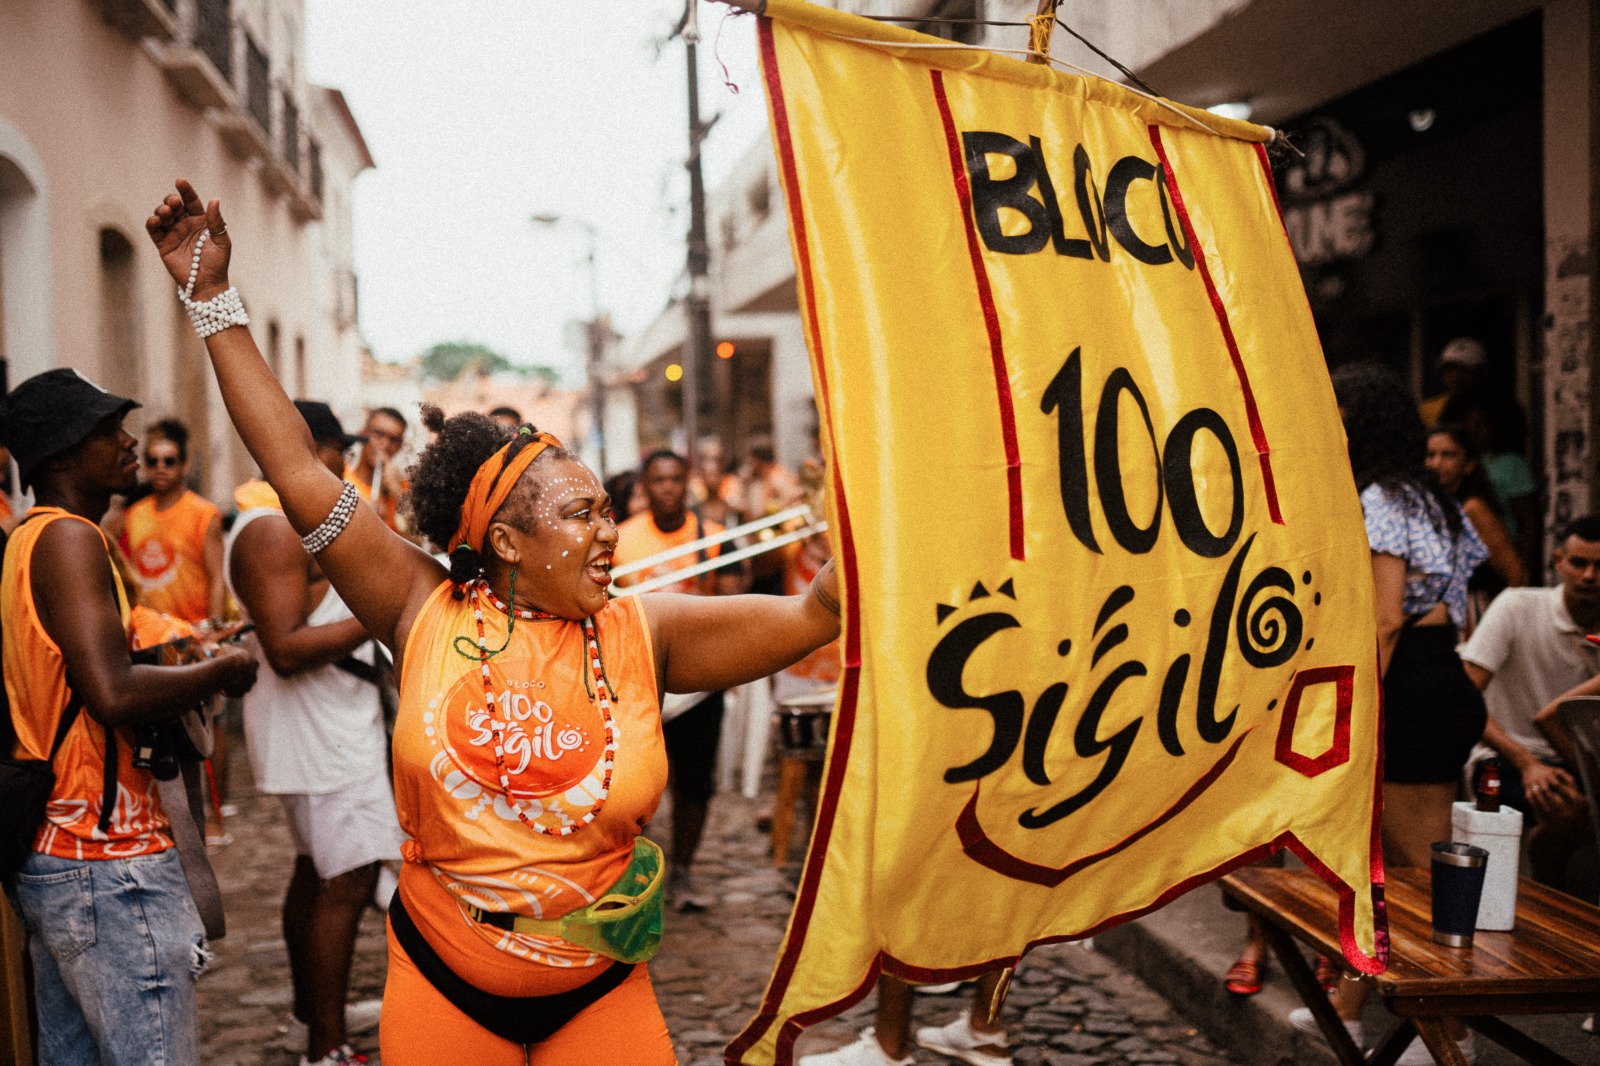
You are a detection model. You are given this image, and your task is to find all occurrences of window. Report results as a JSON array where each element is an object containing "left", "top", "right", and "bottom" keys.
[
  {"left": 267, "top": 320, "right": 281, "bottom": 379},
  {"left": 194, "top": 0, "right": 232, "bottom": 83},
  {"left": 98, "top": 228, "right": 142, "bottom": 402},
  {"left": 281, "top": 93, "right": 300, "bottom": 172},
  {"left": 245, "top": 33, "right": 270, "bottom": 132},
  {"left": 918, "top": 0, "right": 982, "bottom": 45}
]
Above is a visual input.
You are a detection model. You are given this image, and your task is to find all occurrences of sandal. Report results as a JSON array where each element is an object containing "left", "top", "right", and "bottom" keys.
[
  {"left": 1225, "top": 954, "right": 1265, "bottom": 996},
  {"left": 1313, "top": 954, "right": 1340, "bottom": 994}
]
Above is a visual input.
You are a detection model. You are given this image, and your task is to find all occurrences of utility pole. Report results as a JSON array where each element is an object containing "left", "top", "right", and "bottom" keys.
[
  {"left": 531, "top": 214, "right": 607, "bottom": 473},
  {"left": 681, "top": 0, "right": 713, "bottom": 458}
]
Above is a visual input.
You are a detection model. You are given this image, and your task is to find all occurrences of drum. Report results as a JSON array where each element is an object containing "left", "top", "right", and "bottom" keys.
[{"left": 775, "top": 689, "right": 834, "bottom": 758}]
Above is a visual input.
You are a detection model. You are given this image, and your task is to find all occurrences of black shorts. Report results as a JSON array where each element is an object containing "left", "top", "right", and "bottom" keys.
[
  {"left": 663, "top": 691, "right": 725, "bottom": 803},
  {"left": 1382, "top": 625, "right": 1487, "bottom": 784}
]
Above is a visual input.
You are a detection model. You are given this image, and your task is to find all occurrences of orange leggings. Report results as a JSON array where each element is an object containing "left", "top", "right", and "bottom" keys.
[{"left": 379, "top": 925, "right": 676, "bottom": 1065}]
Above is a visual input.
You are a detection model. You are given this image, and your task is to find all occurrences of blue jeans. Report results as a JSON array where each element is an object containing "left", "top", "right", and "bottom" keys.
[{"left": 9, "top": 849, "right": 206, "bottom": 1066}]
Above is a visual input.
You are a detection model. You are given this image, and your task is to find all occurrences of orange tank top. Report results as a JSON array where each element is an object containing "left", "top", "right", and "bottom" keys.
[
  {"left": 3, "top": 509, "right": 171, "bottom": 860},
  {"left": 123, "top": 490, "right": 218, "bottom": 623},
  {"left": 782, "top": 546, "right": 841, "bottom": 686},
  {"left": 346, "top": 468, "right": 401, "bottom": 531},
  {"left": 613, "top": 512, "right": 722, "bottom": 595},
  {"left": 393, "top": 583, "right": 667, "bottom": 982}
]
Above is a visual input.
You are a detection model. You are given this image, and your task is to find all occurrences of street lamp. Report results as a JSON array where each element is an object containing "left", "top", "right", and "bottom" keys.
[{"left": 530, "top": 213, "right": 607, "bottom": 473}]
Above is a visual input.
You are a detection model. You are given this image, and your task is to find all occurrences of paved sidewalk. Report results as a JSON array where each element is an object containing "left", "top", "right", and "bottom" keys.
[{"left": 199, "top": 768, "right": 1240, "bottom": 1066}]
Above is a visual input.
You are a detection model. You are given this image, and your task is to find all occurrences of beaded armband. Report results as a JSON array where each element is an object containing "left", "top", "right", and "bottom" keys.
[{"left": 300, "top": 481, "right": 359, "bottom": 555}]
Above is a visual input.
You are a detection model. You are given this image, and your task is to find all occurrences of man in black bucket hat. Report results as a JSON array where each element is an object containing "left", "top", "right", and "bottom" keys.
[{"left": 0, "top": 367, "right": 257, "bottom": 1065}]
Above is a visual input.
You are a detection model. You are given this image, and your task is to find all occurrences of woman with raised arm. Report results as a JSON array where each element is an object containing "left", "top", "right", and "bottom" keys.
[{"left": 147, "top": 180, "right": 842, "bottom": 1066}]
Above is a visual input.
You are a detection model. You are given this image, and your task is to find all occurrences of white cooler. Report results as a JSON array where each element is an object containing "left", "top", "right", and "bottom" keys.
[{"left": 1451, "top": 801, "right": 1523, "bottom": 931}]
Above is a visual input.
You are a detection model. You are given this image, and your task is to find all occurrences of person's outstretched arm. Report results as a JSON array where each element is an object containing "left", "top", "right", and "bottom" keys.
[
  {"left": 145, "top": 179, "right": 444, "bottom": 655},
  {"left": 644, "top": 559, "right": 842, "bottom": 695}
]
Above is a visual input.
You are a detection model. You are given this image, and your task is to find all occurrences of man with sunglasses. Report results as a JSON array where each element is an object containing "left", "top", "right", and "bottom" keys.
[{"left": 119, "top": 418, "right": 225, "bottom": 625}]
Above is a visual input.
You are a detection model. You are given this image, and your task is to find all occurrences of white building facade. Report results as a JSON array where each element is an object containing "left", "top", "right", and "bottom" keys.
[{"left": 0, "top": 0, "right": 374, "bottom": 500}]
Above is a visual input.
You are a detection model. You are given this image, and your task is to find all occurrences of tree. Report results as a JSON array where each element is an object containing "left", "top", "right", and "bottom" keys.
[
  {"left": 418, "top": 342, "right": 563, "bottom": 385},
  {"left": 419, "top": 342, "right": 513, "bottom": 382}
]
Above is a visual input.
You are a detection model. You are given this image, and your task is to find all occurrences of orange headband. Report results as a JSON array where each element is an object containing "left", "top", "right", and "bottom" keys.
[{"left": 449, "top": 428, "right": 563, "bottom": 555}]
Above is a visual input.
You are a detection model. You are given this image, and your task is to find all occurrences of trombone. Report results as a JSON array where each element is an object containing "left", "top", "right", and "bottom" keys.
[{"left": 610, "top": 503, "right": 828, "bottom": 597}]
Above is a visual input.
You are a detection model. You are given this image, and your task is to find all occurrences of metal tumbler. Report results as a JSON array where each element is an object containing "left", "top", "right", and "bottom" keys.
[{"left": 1430, "top": 841, "right": 1489, "bottom": 947}]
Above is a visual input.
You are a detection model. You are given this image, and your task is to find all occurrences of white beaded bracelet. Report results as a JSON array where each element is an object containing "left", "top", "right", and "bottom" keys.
[
  {"left": 176, "top": 229, "right": 249, "bottom": 339},
  {"left": 300, "top": 481, "right": 360, "bottom": 554}
]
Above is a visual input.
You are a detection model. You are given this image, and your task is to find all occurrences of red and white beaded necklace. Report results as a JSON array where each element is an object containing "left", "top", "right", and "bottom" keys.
[{"left": 458, "top": 576, "right": 618, "bottom": 837}]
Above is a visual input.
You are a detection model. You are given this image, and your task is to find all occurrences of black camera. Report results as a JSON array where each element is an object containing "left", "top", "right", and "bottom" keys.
[{"left": 130, "top": 722, "right": 184, "bottom": 781}]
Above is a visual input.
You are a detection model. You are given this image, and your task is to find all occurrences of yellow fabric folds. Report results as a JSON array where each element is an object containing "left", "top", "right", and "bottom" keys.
[{"left": 729, "top": 6, "right": 1383, "bottom": 1065}]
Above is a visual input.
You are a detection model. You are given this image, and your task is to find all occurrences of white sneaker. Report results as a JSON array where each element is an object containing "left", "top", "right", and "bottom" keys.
[
  {"left": 1395, "top": 1031, "right": 1475, "bottom": 1065},
  {"left": 914, "top": 981, "right": 964, "bottom": 995},
  {"left": 298, "top": 1044, "right": 367, "bottom": 1066},
  {"left": 1583, "top": 1013, "right": 1595, "bottom": 1034},
  {"left": 271, "top": 1000, "right": 384, "bottom": 1051},
  {"left": 798, "top": 1028, "right": 913, "bottom": 1066},
  {"left": 915, "top": 1011, "right": 1013, "bottom": 1066},
  {"left": 1288, "top": 1006, "right": 1364, "bottom": 1048}
]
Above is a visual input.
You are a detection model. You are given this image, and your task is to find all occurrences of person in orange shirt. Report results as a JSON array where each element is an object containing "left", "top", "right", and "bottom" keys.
[
  {"left": 614, "top": 451, "right": 744, "bottom": 912},
  {"left": 346, "top": 407, "right": 406, "bottom": 532},
  {"left": 0, "top": 367, "right": 257, "bottom": 1066},
  {"left": 117, "top": 419, "right": 225, "bottom": 624},
  {"left": 147, "top": 179, "right": 840, "bottom": 1065},
  {"left": 691, "top": 434, "right": 743, "bottom": 526}
]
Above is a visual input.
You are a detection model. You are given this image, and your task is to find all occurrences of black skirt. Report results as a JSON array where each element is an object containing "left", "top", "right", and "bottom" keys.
[{"left": 1382, "top": 624, "right": 1486, "bottom": 784}]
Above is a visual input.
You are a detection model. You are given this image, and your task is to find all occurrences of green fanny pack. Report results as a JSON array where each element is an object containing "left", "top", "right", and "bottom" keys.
[{"left": 463, "top": 836, "right": 665, "bottom": 964}]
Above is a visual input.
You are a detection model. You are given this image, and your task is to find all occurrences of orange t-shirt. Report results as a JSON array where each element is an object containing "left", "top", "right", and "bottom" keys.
[
  {"left": 613, "top": 511, "right": 722, "bottom": 595},
  {"left": 346, "top": 467, "right": 401, "bottom": 530},
  {"left": 393, "top": 584, "right": 666, "bottom": 987},
  {"left": 781, "top": 544, "right": 841, "bottom": 687},
  {"left": 233, "top": 479, "right": 280, "bottom": 512},
  {"left": 122, "top": 490, "right": 219, "bottom": 623},
  {"left": 3, "top": 509, "right": 171, "bottom": 860}
]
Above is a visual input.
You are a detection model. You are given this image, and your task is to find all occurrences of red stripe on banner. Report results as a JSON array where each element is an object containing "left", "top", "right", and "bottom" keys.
[
  {"left": 727, "top": 21, "right": 870, "bottom": 1065},
  {"left": 930, "top": 69, "right": 1026, "bottom": 562},
  {"left": 1148, "top": 126, "right": 1284, "bottom": 525}
]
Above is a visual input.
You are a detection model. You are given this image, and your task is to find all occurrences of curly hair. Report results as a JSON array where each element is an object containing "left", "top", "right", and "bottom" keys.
[
  {"left": 405, "top": 405, "right": 572, "bottom": 582},
  {"left": 147, "top": 417, "right": 189, "bottom": 460},
  {"left": 1331, "top": 362, "right": 1461, "bottom": 538}
]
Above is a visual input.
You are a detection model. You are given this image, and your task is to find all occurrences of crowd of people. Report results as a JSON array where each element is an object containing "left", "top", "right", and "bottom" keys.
[
  {"left": 0, "top": 180, "right": 843, "bottom": 1066},
  {"left": 3, "top": 179, "right": 1597, "bottom": 1066},
  {"left": 1214, "top": 353, "right": 1597, "bottom": 1066}
]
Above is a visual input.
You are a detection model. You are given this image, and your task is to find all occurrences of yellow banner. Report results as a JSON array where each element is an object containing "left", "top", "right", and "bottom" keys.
[{"left": 730, "top": 5, "right": 1384, "bottom": 1064}]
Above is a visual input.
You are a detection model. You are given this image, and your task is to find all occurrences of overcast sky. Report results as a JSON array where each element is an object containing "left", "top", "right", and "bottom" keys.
[{"left": 304, "top": 0, "right": 769, "bottom": 381}]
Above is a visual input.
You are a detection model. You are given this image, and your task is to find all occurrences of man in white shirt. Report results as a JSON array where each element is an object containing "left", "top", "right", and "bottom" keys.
[
  {"left": 1460, "top": 516, "right": 1600, "bottom": 886},
  {"left": 228, "top": 402, "right": 402, "bottom": 1066}
]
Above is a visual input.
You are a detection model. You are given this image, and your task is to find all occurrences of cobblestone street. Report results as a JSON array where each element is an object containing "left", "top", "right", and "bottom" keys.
[{"left": 199, "top": 763, "right": 1240, "bottom": 1066}]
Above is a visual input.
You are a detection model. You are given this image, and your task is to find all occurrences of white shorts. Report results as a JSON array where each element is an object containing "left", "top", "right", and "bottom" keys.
[{"left": 278, "top": 771, "right": 405, "bottom": 880}]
